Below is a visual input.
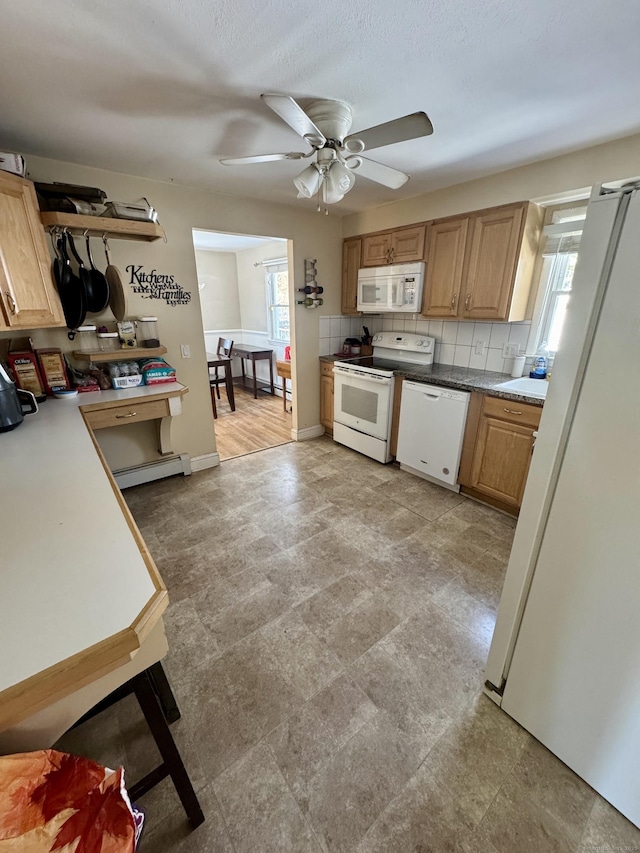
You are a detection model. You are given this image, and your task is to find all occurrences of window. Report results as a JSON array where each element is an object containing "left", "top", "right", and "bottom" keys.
[
  {"left": 529, "top": 206, "right": 586, "bottom": 356},
  {"left": 266, "top": 261, "right": 290, "bottom": 343}
]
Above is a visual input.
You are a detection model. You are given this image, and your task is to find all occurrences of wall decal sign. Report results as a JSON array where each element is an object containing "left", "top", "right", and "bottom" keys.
[{"left": 126, "top": 265, "right": 192, "bottom": 307}]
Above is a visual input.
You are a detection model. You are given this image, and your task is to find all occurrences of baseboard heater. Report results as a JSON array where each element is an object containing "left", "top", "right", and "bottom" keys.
[{"left": 114, "top": 454, "right": 192, "bottom": 490}]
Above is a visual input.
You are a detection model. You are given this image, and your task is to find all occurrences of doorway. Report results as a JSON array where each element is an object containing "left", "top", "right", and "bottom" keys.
[{"left": 192, "top": 229, "right": 293, "bottom": 461}]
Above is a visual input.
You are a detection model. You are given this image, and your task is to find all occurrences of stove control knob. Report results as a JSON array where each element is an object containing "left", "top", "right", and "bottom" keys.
[{"left": 417, "top": 339, "right": 424, "bottom": 346}]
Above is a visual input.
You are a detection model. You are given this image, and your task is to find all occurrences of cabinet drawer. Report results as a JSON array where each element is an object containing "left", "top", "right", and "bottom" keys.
[
  {"left": 320, "top": 362, "right": 334, "bottom": 377},
  {"left": 84, "top": 398, "right": 171, "bottom": 430},
  {"left": 483, "top": 394, "right": 542, "bottom": 427}
]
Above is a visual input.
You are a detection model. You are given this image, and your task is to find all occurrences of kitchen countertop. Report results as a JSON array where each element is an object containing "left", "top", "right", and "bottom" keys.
[
  {"left": 321, "top": 355, "right": 545, "bottom": 407},
  {"left": 0, "top": 383, "right": 185, "bottom": 730}
]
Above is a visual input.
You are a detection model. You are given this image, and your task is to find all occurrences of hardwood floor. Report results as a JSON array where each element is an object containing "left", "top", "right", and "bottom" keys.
[{"left": 212, "top": 386, "right": 293, "bottom": 461}]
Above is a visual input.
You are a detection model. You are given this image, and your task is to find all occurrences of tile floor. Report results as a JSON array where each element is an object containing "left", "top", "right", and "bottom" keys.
[{"left": 56, "top": 438, "right": 640, "bottom": 852}]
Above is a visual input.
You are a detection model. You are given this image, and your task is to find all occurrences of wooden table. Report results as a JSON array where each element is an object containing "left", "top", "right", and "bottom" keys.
[
  {"left": 232, "top": 343, "right": 275, "bottom": 398},
  {"left": 276, "top": 359, "right": 292, "bottom": 412}
]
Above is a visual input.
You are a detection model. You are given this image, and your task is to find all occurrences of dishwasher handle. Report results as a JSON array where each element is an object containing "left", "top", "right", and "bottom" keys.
[{"left": 403, "top": 381, "right": 469, "bottom": 403}]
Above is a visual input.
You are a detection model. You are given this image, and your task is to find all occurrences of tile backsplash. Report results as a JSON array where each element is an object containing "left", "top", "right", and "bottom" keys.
[{"left": 319, "top": 314, "right": 532, "bottom": 375}]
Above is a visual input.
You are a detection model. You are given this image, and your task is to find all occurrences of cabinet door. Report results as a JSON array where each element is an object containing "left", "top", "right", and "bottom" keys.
[
  {"left": 462, "top": 205, "right": 525, "bottom": 320},
  {"left": 421, "top": 218, "right": 469, "bottom": 317},
  {"left": 320, "top": 373, "right": 334, "bottom": 431},
  {"left": 391, "top": 225, "right": 426, "bottom": 263},
  {"left": 342, "top": 238, "right": 362, "bottom": 314},
  {"left": 470, "top": 397, "right": 541, "bottom": 507},
  {"left": 362, "top": 232, "right": 393, "bottom": 266},
  {"left": 0, "top": 172, "right": 65, "bottom": 329}
]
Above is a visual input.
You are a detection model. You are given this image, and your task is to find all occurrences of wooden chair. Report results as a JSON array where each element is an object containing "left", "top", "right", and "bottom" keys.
[{"left": 209, "top": 337, "right": 235, "bottom": 418}]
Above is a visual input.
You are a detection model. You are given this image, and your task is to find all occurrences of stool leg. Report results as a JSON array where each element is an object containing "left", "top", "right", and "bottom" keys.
[
  {"left": 132, "top": 670, "right": 204, "bottom": 828},
  {"left": 148, "top": 661, "right": 181, "bottom": 724}
]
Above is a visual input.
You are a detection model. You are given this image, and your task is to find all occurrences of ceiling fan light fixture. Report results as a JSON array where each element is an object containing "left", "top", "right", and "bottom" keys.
[
  {"left": 327, "top": 161, "right": 355, "bottom": 196},
  {"left": 322, "top": 181, "right": 344, "bottom": 205},
  {"left": 293, "top": 163, "right": 322, "bottom": 198}
]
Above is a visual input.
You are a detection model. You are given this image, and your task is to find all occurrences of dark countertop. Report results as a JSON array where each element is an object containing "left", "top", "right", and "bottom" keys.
[{"left": 321, "top": 354, "right": 545, "bottom": 407}]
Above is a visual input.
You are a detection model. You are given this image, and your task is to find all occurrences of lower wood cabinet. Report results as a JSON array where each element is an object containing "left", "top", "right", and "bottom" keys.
[
  {"left": 320, "top": 362, "right": 334, "bottom": 433},
  {"left": 459, "top": 393, "right": 542, "bottom": 514}
]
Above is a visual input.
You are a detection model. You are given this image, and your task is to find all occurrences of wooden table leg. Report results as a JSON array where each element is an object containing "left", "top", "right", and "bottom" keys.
[
  {"left": 269, "top": 355, "right": 275, "bottom": 395},
  {"left": 251, "top": 355, "right": 258, "bottom": 399},
  {"left": 283, "top": 377, "right": 287, "bottom": 412},
  {"left": 210, "top": 384, "right": 217, "bottom": 419},
  {"left": 225, "top": 364, "right": 236, "bottom": 411}
]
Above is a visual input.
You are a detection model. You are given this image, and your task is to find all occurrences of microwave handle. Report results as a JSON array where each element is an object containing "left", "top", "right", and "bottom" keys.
[{"left": 393, "top": 279, "right": 404, "bottom": 307}]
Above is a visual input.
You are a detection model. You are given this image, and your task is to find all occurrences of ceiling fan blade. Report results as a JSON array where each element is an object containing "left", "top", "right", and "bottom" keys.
[
  {"left": 347, "top": 157, "right": 409, "bottom": 189},
  {"left": 261, "top": 94, "right": 326, "bottom": 147},
  {"left": 344, "top": 112, "right": 433, "bottom": 152},
  {"left": 220, "top": 152, "right": 307, "bottom": 165}
]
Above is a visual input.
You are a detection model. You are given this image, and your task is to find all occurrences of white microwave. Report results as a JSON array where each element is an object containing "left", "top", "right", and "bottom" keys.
[{"left": 357, "top": 262, "right": 425, "bottom": 313}]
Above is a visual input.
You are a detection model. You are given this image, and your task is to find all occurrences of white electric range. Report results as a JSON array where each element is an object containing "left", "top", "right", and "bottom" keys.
[{"left": 332, "top": 331, "right": 435, "bottom": 463}]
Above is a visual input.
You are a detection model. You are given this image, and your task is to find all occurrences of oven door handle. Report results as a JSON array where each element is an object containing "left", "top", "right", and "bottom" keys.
[{"left": 333, "top": 367, "right": 393, "bottom": 384}]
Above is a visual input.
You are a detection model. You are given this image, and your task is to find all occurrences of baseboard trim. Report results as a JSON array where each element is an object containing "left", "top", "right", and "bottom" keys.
[
  {"left": 115, "top": 454, "right": 192, "bottom": 489},
  {"left": 190, "top": 452, "right": 221, "bottom": 471},
  {"left": 291, "top": 424, "right": 325, "bottom": 441}
]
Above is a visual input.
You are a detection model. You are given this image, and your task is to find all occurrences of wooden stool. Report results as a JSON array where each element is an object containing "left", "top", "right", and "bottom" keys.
[{"left": 276, "top": 359, "right": 292, "bottom": 412}]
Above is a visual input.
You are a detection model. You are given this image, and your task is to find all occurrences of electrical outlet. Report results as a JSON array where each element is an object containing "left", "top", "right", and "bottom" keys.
[
  {"left": 180, "top": 344, "right": 191, "bottom": 359},
  {"left": 502, "top": 342, "right": 518, "bottom": 358},
  {"left": 474, "top": 340, "right": 486, "bottom": 355}
]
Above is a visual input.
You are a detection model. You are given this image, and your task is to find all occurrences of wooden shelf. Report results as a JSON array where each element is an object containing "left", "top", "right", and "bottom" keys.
[
  {"left": 40, "top": 212, "right": 165, "bottom": 242},
  {"left": 73, "top": 345, "right": 167, "bottom": 362}
]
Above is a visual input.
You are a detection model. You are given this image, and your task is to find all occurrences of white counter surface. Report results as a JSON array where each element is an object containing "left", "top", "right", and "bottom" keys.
[{"left": 0, "top": 385, "right": 183, "bottom": 702}]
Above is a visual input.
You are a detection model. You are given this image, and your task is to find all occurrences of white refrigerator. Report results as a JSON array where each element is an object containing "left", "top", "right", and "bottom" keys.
[{"left": 484, "top": 180, "right": 640, "bottom": 827}]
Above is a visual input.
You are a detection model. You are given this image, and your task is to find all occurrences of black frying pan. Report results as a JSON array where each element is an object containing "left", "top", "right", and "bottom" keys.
[
  {"left": 67, "top": 233, "right": 99, "bottom": 313},
  {"left": 58, "top": 232, "right": 86, "bottom": 334},
  {"left": 85, "top": 234, "right": 110, "bottom": 312}
]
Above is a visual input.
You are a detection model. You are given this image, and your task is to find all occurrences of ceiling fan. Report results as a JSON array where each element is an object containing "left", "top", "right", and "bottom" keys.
[{"left": 220, "top": 94, "right": 433, "bottom": 211}]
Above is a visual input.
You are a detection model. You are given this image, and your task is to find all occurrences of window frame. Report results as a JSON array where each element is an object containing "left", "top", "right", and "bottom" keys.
[
  {"left": 264, "top": 261, "right": 290, "bottom": 344},
  {"left": 526, "top": 203, "right": 587, "bottom": 358}
]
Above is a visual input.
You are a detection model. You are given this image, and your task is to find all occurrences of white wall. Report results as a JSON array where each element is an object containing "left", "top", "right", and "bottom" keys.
[
  {"left": 235, "top": 241, "right": 286, "bottom": 334},
  {"left": 343, "top": 133, "right": 640, "bottom": 237},
  {"left": 194, "top": 250, "right": 241, "bottom": 331}
]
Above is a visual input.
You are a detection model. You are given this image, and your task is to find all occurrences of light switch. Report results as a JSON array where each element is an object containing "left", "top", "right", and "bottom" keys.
[
  {"left": 502, "top": 342, "right": 518, "bottom": 358},
  {"left": 181, "top": 344, "right": 191, "bottom": 359}
]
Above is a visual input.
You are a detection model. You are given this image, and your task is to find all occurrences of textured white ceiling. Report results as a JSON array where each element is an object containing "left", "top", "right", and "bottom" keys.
[
  {"left": 192, "top": 230, "right": 283, "bottom": 252},
  {"left": 1, "top": 0, "right": 639, "bottom": 214}
]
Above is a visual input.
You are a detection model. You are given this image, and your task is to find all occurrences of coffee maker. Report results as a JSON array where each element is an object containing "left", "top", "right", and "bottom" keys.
[{"left": 0, "top": 363, "right": 38, "bottom": 432}]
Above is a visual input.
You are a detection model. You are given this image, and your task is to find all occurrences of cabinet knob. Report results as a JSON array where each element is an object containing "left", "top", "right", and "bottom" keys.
[
  {"left": 465, "top": 294, "right": 471, "bottom": 311},
  {"left": 116, "top": 411, "right": 137, "bottom": 419},
  {"left": 503, "top": 408, "right": 523, "bottom": 415},
  {"left": 5, "top": 291, "right": 16, "bottom": 315},
  {"left": 451, "top": 293, "right": 457, "bottom": 310}
]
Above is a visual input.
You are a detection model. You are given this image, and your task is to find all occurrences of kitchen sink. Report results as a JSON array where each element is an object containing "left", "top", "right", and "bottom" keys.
[{"left": 495, "top": 377, "right": 548, "bottom": 399}]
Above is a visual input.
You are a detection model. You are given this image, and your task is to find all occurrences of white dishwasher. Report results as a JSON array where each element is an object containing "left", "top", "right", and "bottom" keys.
[{"left": 396, "top": 381, "right": 470, "bottom": 491}]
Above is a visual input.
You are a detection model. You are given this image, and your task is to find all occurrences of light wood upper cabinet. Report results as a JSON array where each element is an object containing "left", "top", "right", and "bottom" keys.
[
  {"left": 342, "top": 238, "right": 362, "bottom": 315},
  {"left": 0, "top": 171, "right": 65, "bottom": 330},
  {"left": 361, "top": 225, "right": 426, "bottom": 266},
  {"left": 362, "top": 232, "right": 392, "bottom": 266},
  {"left": 422, "top": 218, "right": 469, "bottom": 317},
  {"left": 420, "top": 201, "right": 543, "bottom": 322},
  {"left": 468, "top": 395, "right": 542, "bottom": 509},
  {"left": 462, "top": 205, "right": 525, "bottom": 320},
  {"left": 391, "top": 225, "right": 426, "bottom": 264}
]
